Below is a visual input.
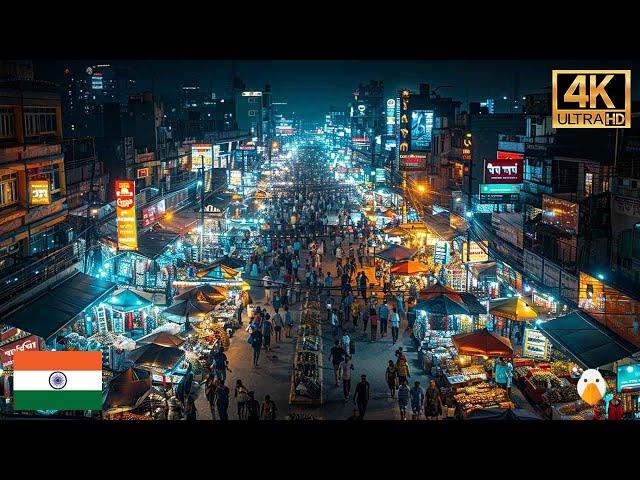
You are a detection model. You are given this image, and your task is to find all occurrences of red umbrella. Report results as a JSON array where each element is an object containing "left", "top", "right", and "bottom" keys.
[
  {"left": 390, "top": 260, "right": 430, "bottom": 275},
  {"left": 419, "top": 283, "right": 463, "bottom": 303}
]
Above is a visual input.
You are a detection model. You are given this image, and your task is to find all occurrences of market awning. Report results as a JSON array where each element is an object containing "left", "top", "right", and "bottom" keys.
[
  {"left": 136, "top": 229, "right": 180, "bottom": 260},
  {"left": 162, "top": 299, "right": 216, "bottom": 322},
  {"left": 196, "top": 264, "right": 241, "bottom": 280},
  {"left": 0, "top": 271, "right": 116, "bottom": 340},
  {"left": 390, "top": 260, "right": 430, "bottom": 275},
  {"left": 127, "top": 343, "right": 185, "bottom": 372},
  {"left": 103, "top": 288, "right": 153, "bottom": 313},
  {"left": 137, "top": 331, "right": 185, "bottom": 348},
  {"left": 419, "top": 283, "right": 463, "bottom": 303},
  {"left": 102, "top": 367, "right": 152, "bottom": 415},
  {"left": 452, "top": 329, "right": 513, "bottom": 357},
  {"left": 457, "top": 292, "right": 488, "bottom": 316},
  {"left": 209, "top": 256, "right": 246, "bottom": 271},
  {"left": 375, "top": 244, "right": 417, "bottom": 263},
  {"left": 489, "top": 297, "right": 538, "bottom": 322},
  {"left": 539, "top": 311, "right": 638, "bottom": 369},
  {"left": 412, "top": 294, "right": 470, "bottom": 316}
]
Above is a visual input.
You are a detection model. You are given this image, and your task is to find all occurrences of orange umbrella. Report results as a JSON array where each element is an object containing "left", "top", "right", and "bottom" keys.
[
  {"left": 382, "top": 209, "right": 397, "bottom": 219},
  {"left": 452, "top": 329, "right": 513, "bottom": 358},
  {"left": 418, "top": 283, "right": 463, "bottom": 303},
  {"left": 390, "top": 260, "right": 431, "bottom": 275}
]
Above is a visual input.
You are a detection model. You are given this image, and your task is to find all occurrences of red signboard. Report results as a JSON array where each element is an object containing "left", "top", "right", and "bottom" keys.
[
  {"left": 497, "top": 150, "right": 524, "bottom": 160},
  {"left": 400, "top": 153, "right": 427, "bottom": 171},
  {"left": 137, "top": 168, "right": 149, "bottom": 178},
  {"left": 0, "top": 335, "right": 40, "bottom": 367},
  {"left": 0, "top": 326, "right": 19, "bottom": 341},
  {"left": 115, "top": 180, "right": 138, "bottom": 251},
  {"left": 484, "top": 159, "right": 523, "bottom": 184}
]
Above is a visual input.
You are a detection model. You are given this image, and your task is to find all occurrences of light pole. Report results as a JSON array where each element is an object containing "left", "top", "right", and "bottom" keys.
[{"left": 199, "top": 155, "right": 205, "bottom": 262}]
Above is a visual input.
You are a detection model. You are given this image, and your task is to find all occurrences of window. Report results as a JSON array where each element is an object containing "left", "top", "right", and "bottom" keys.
[
  {"left": 0, "top": 173, "right": 18, "bottom": 208},
  {"left": 23, "top": 107, "right": 57, "bottom": 137},
  {"left": 585, "top": 172, "right": 593, "bottom": 196},
  {"left": 248, "top": 110, "right": 257, "bottom": 117},
  {"left": 29, "top": 163, "right": 62, "bottom": 197},
  {"left": 0, "top": 108, "right": 15, "bottom": 138}
]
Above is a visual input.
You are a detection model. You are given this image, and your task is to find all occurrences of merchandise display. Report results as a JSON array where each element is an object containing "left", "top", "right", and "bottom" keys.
[
  {"left": 290, "top": 294, "right": 323, "bottom": 405},
  {"left": 453, "top": 382, "right": 514, "bottom": 415}
]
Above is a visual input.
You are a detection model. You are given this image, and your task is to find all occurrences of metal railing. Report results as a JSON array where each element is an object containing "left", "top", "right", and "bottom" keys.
[{"left": 0, "top": 242, "right": 81, "bottom": 309}]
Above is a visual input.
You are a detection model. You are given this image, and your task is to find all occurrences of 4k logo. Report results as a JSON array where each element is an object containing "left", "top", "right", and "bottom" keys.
[{"left": 552, "top": 70, "right": 631, "bottom": 128}]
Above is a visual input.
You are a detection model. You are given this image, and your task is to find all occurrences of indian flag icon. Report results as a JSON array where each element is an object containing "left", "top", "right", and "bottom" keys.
[{"left": 13, "top": 351, "right": 102, "bottom": 411}]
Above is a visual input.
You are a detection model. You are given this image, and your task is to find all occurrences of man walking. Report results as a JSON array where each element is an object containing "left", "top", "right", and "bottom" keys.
[
  {"left": 410, "top": 381, "right": 425, "bottom": 420},
  {"left": 358, "top": 271, "right": 368, "bottom": 300},
  {"left": 353, "top": 374, "right": 370, "bottom": 419},
  {"left": 378, "top": 300, "right": 389, "bottom": 338},
  {"left": 390, "top": 307, "right": 401, "bottom": 345},
  {"left": 329, "top": 339, "right": 346, "bottom": 387},
  {"left": 339, "top": 355, "right": 355, "bottom": 402}
]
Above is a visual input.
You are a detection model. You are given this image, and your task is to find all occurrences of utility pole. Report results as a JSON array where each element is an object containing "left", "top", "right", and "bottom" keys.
[
  {"left": 465, "top": 146, "right": 475, "bottom": 293},
  {"left": 402, "top": 171, "right": 408, "bottom": 224}
]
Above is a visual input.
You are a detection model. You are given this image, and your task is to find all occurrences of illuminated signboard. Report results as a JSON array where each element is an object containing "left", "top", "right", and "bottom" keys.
[
  {"left": 484, "top": 159, "right": 523, "bottom": 184},
  {"left": 480, "top": 184, "right": 521, "bottom": 194},
  {"left": 386, "top": 98, "right": 396, "bottom": 135},
  {"left": 241, "top": 91, "right": 262, "bottom": 97},
  {"left": 0, "top": 335, "right": 40, "bottom": 368},
  {"left": 410, "top": 110, "right": 434, "bottom": 151},
  {"left": 461, "top": 241, "right": 489, "bottom": 263},
  {"left": 617, "top": 363, "right": 640, "bottom": 393},
  {"left": 375, "top": 168, "right": 386, "bottom": 183},
  {"left": 29, "top": 180, "right": 51, "bottom": 206},
  {"left": 137, "top": 168, "right": 149, "bottom": 179},
  {"left": 523, "top": 328, "right": 549, "bottom": 360},
  {"left": 91, "top": 74, "right": 103, "bottom": 90},
  {"left": 142, "top": 199, "right": 166, "bottom": 227},
  {"left": 115, "top": 180, "right": 138, "bottom": 251},
  {"left": 462, "top": 133, "right": 472, "bottom": 161},
  {"left": 399, "top": 153, "right": 427, "bottom": 171},
  {"left": 191, "top": 144, "right": 213, "bottom": 172},
  {"left": 497, "top": 150, "right": 524, "bottom": 160},
  {"left": 230, "top": 170, "right": 242, "bottom": 186},
  {"left": 399, "top": 90, "right": 410, "bottom": 155}
]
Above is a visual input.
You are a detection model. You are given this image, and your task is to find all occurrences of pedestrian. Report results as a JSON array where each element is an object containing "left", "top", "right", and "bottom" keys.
[
  {"left": 284, "top": 305, "right": 294, "bottom": 338},
  {"left": 235, "top": 379, "right": 249, "bottom": 420},
  {"left": 273, "top": 308, "right": 284, "bottom": 342},
  {"left": 608, "top": 395, "right": 625, "bottom": 420},
  {"left": 358, "top": 271, "right": 368, "bottom": 299},
  {"left": 167, "top": 397, "right": 184, "bottom": 420},
  {"left": 339, "top": 354, "right": 355, "bottom": 402},
  {"left": 185, "top": 395, "right": 197, "bottom": 421},
  {"left": 386, "top": 360, "right": 398, "bottom": 398},
  {"left": 216, "top": 381, "right": 230, "bottom": 421},
  {"left": 396, "top": 355, "right": 411, "bottom": 384},
  {"left": 261, "top": 394, "right": 278, "bottom": 420},
  {"left": 397, "top": 379, "right": 410, "bottom": 420},
  {"left": 262, "top": 314, "right": 273, "bottom": 352},
  {"left": 273, "top": 292, "right": 281, "bottom": 312},
  {"left": 424, "top": 379, "right": 444, "bottom": 420},
  {"left": 410, "top": 381, "right": 424, "bottom": 420},
  {"left": 369, "top": 307, "right": 378, "bottom": 342},
  {"left": 263, "top": 274, "right": 272, "bottom": 304},
  {"left": 250, "top": 328, "right": 263, "bottom": 367},
  {"left": 341, "top": 331, "right": 351, "bottom": 355},
  {"left": 378, "top": 300, "right": 389, "bottom": 338},
  {"left": 246, "top": 391, "right": 260, "bottom": 421},
  {"left": 331, "top": 308, "right": 340, "bottom": 337},
  {"left": 212, "top": 346, "right": 231, "bottom": 383},
  {"left": 352, "top": 300, "right": 361, "bottom": 328},
  {"left": 329, "top": 339, "right": 346, "bottom": 387},
  {"left": 353, "top": 374, "right": 370, "bottom": 419},
  {"left": 390, "top": 307, "right": 401, "bottom": 344},
  {"left": 205, "top": 374, "right": 218, "bottom": 420}
]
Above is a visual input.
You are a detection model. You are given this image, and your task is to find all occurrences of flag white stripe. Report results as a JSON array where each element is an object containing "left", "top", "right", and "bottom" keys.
[{"left": 13, "top": 370, "right": 102, "bottom": 391}]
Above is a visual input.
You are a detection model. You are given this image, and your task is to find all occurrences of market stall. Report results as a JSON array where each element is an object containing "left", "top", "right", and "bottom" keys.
[
  {"left": 102, "top": 366, "right": 154, "bottom": 420},
  {"left": 489, "top": 296, "right": 538, "bottom": 339},
  {"left": 99, "top": 288, "right": 155, "bottom": 339}
]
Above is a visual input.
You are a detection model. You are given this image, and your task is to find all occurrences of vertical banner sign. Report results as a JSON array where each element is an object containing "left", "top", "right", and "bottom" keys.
[
  {"left": 115, "top": 180, "right": 138, "bottom": 251},
  {"left": 462, "top": 132, "right": 472, "bottom": 175},
  {"left": 191, "top": 144, "right": 213, "bottom": 172},
  {"left": 29, "top": 180, "right": 51, "bottom": 206},
  {"left": 399, "top": 89, "right": 410, "bottom": 155},
  {"left": 386, "top": 98, "right": 396, "bottom": 135}
]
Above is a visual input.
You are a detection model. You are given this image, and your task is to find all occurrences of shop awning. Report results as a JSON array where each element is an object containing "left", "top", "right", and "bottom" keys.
[
  {"left": 136, "top": 229, "right": 180, "bottom": 260},
  {"left": 412, "top": 294, "right": 470, "bottom": 316},
  {"left": 209, "top": 256, "right": 246, "bottom": 271},
  {"left": 1, "top": 271, "right": 116, "bottom": 340},
  {"left": 102, "top": 367, "right": 152, "bottom": 415},
  {"left": 103, "top": 288, "right": 153, "bottom": 313},
  {"left": 489, "top": 297, "right": 538, "bottom": 322},
  {"left": 457, "top": 292, "right": 488, "bottom": 316},
  {"left": 471, "top": 262, "right": 497, "bottom": 279},
  {"left": 452, "top": 328, "right": 513, "bottom": 357},
  {"left": 539, "top": 311, "right": 638, "bottom": 369},
  {"left": 390, "top": 260, "right": 430, "bottom": 275},
  {"left": 137, "top": 331, "right": 186, "bottom": 348},
  {"left": 127, "top": 343, "right": 185, "bottom": 372},
  {"left": 375, "top": 244, "right": 417, "bottom": 263},
  {"left": 196, "top": 264, "right": 241, "bottom": 280}
]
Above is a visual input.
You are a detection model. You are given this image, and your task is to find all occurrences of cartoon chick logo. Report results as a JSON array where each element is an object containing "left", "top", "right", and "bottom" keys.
[{"left": 577, "top": 369, "right": 607, "bottom": 406}]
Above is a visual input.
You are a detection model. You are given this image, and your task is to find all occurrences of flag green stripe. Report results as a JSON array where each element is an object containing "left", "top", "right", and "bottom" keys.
[{"left": 14, "top": 391, "right": 102, "bottom": 411}]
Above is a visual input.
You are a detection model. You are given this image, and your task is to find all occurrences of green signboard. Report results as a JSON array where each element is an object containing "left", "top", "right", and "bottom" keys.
[
  {"left": 617, "top": 363, "right": 640, "bottom": 393},
  {"left": 479, "top": 183, "right": 521, "bottom": 194}
]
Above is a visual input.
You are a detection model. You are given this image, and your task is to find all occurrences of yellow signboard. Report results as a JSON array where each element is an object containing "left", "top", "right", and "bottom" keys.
[
  {"left": 29, "top": 180, "right": 51, "bottom": 206},
  {"left": 115, "top": 180, "right": 138, "bottom": 251},
  {"left": 461, "top": 241, "right": 489, "bottom": 263}
]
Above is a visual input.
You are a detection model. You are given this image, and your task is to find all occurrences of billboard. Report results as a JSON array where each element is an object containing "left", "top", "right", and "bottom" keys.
[
  {"left": 462, "top": 133, "right": 472, "bottom": 161},
  {"left": 29, "top": 180, "right": 51, "bottom": 206},
  {"left": 386, "top": 98, "right": 396, "bottom": 135},
  {"left": 142, "top": 199, "right": 166, "bottom": 227},
  {"left": 497, "top": 150, "right": 524, "bottom": 160},
  {"left": 399, "top": 153, "right": 427, "bottom": 171},
  {"left": 115, "top": 180, "right": 138, "bottom": 251},
  {"left": 0, "top": 335, "right": 40, "bottom": 367},
  {"left": 375, "top": 168, "right": 386, "bottom": 183},
  {"left": 191, "top": 144, "right": 213, "bottom": 172},
  {"left": 137, "top": 168, "right": 149, "bottom": 179},
  {"left": 484, "top": 159, "right": 523, "bottom": 184},
  {"left": 617, "top": 363, "right": 640, "bottom": 393},
  {"left": 230, "top": 170, "right": 242, "bottom": 186},
  {"left": 410, "top": 110, "right": 434, "bottom": 151},
  {"left": 461, "top": 241, "right": 489, "bottom": 263},
  {"left": 398, "top": 90, "right": 411, "bottom": 156}
]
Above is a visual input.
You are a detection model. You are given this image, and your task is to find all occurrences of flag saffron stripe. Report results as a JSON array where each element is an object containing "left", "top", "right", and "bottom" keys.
[
  {"left": 13, "top": 391, "right": 103, "bottom": 411},
  {"left": 14, "top": 351, "right": 102, "bottom": 371}
]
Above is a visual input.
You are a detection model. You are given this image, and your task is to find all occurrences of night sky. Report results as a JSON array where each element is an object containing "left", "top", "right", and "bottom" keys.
[{"left": 34, "top": 59, "right": 640, "bottom": 123}]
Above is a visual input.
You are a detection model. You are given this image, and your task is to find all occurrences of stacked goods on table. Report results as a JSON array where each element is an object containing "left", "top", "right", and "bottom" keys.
[
  {"left": 453, "top": 382, "right": 514, "bottom": 415},
  {"left": 522, "top": 370, "right": 562, "bottom": 405},
  {"left": 290, "top": 296, "right": 323, "bottom": 405},
  {"left": 542, "top": 384, "right": 581, "bottom": 405},
  {"left": 552, "top": 400, "right": 594, "bottom": 420}
]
